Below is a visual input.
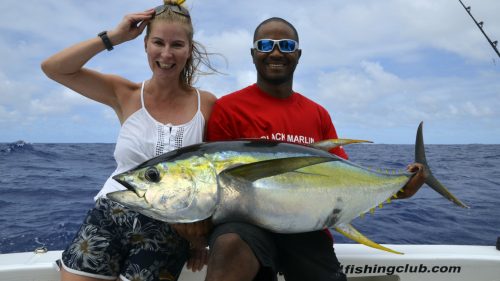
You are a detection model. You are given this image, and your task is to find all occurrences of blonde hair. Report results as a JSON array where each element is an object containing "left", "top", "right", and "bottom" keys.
[{"left": 146, "top": 0, "right": 217, "bottom": 90}]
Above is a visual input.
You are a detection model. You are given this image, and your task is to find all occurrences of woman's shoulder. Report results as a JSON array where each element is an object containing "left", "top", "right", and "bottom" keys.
[
  {"left": 198, "top": 89, "right": 217, "bottom": 105},
  {"left": 110, "top": 77, "right": 142, "bottom": 122},
  {"left": 197, "top": 89, "right": 217, "bottom": 119}
]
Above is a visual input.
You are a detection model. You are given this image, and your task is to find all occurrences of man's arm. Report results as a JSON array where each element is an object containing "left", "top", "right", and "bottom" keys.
[{"left": 320, "top": 109, "right": 349, "bottom": 160}]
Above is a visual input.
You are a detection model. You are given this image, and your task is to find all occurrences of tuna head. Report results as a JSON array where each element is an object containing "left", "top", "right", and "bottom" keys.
[{"left": 108, "top": 155, "right": 218, "bottom": 223}]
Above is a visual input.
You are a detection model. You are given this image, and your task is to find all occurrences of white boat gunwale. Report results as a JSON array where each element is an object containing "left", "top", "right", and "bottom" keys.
[{"left": 1, "top": 244, "right": 499, "bottom": 281}]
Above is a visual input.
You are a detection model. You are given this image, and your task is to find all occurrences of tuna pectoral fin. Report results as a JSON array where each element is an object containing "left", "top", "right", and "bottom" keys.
[
  {"left": 310, "top": 139, "right": 372, "bottom": 151},
  {"left": 335, "top": 223, "right": 403, "bottom": 255},
  {"left": 221, "top": 156, "right": 335, "bottom": 182},
  {"left": 415, "top": 122, "right": 469, "bottom": 208}
]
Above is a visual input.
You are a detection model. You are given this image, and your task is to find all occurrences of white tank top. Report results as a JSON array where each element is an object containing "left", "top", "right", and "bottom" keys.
[{"left": 95, "top": 81, "right": 205, "bottom": 199}]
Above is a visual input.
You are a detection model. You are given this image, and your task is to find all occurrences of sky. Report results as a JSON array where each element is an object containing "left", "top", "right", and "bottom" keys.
[{"left": 1, "top": 0, "right": 499, "bottom": 144}]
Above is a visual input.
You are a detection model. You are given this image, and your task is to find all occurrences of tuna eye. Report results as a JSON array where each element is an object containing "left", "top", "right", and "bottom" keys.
[{"left": 144, "top": 167, "right": 160, "bottom": 183}]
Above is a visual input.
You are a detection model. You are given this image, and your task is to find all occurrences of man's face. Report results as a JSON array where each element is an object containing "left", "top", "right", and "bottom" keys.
[{"left": 252, "top": 21, "right": 301, "bottom": 85}]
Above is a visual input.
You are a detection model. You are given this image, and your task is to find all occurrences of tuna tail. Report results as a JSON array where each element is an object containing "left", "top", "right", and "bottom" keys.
[{"left": 415, "top": 122, "right": 469, "bottom": 208}]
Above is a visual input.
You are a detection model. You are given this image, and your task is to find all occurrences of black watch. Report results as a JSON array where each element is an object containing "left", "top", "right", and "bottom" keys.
[{"left": 98, "top": 31, "right": 114, "bottom": 51}]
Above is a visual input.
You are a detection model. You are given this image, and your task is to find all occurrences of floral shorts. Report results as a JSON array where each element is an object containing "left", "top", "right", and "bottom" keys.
[{"left": 61, "top": 198, "right": 189, "bottom": 281}]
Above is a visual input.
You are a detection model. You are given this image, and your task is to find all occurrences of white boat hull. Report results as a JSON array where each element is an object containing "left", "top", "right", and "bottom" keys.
[{"left": 1, "top": 244, "right": 499, "bottom": 281}]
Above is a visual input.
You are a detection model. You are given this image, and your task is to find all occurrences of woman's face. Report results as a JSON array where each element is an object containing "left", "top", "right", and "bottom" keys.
[{"left": 145, "top": 21, "right": 192, "bottom": 81}]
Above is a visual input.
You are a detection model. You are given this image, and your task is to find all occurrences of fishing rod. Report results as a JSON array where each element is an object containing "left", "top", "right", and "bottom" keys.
[{"left": 458, "top": 0, "right": 500, "bottom": 58}]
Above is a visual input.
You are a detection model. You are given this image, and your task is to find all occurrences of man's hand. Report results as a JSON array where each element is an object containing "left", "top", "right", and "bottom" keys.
[
  {"left": 170, "top": 219, "right": 212, "bottom": 244},
  {"left": 170, "top": 219, "right": 213, "bottom": 272},
  {"left": 396, "top": 163, "right": 427, "bottom": 199},
  {"left": 186, "top": 244, "right": 209, "bottom": 272}
]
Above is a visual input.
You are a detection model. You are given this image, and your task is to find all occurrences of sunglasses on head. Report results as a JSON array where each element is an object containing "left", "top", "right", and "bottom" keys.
[
  {"left": 253, "top": 39, "right": 299, "bottom": 53},
  {"left": 154, "top": 4, "right": 190, "bottom": 18}
]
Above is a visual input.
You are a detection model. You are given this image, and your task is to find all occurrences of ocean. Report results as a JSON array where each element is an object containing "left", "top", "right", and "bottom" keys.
[{"left": 0, "top": 141, "right": 499, "bottom": 254}]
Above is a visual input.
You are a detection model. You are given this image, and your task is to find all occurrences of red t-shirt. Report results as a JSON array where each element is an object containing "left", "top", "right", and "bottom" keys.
[
  {"left": 206, "top": 84, "right": 348, "bottom": 242},
  {"left": 207, "top": 84, "right": 348, "bottom": 160}
]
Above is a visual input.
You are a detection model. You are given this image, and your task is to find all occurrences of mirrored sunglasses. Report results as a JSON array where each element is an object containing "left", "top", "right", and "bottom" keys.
[
  {"left": 253, "top": 39, "right": 299, "bottom": 53},
  {"left": 154, "top": 4, "right": 190, "bottom": 18}
]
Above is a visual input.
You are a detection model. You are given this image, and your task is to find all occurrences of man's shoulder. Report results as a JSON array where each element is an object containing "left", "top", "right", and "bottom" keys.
[{"left": 294, "top": 92, "right": 329, "bottom": 113}]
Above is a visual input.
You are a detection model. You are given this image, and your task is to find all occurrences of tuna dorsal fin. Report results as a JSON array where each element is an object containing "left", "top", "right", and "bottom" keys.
[
  {"left": 310, "top": 139, "right": 372, "bottom": 151},
  {"left": 220, "top": 156, "right": 336, "bottom": 182},
  {"left": 335, "top": 223, "right": 403, "bottom": 255}
]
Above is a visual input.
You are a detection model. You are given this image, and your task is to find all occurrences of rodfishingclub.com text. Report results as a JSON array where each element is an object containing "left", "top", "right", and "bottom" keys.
[{"left": 341, "top": 263, "right": 462, "bottom": 275}]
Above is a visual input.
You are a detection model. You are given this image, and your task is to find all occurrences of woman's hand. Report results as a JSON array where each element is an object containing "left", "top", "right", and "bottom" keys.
[{"left": 108, "top": 9, "right": 155, "bottom": 46}]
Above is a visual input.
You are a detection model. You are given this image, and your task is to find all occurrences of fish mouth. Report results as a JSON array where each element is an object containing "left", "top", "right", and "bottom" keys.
[{"left": 113, "top": 174, "right": 136, "bottom": 192}]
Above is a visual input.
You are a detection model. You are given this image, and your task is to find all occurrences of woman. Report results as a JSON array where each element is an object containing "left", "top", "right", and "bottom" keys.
[{"left": 41, "top": 1, "right": 216, "bottom": 280}]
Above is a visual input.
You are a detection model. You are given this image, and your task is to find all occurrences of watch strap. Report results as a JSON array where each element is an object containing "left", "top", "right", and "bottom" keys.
[{"left": 98, "top": 31, "right": 114, "bottom": 51}]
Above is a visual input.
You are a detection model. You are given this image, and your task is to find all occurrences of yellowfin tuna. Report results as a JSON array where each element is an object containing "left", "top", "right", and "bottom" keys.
[{"left": 108, "top": 122, "right": 467, "bottom": 254}]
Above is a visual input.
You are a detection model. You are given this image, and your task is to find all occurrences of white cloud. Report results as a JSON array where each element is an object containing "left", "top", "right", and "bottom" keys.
[
  {"left": 30, "top": 87, "right": 95, "bottom": 115},
  {"left": 317, "top": 61, "right": 407, "bottom": 110},
  {"left": 1, "top": 0, "right": 499, "bottom": 143},
  {"left": 313, "top": 59, "right": 499, "bottom": 138}
]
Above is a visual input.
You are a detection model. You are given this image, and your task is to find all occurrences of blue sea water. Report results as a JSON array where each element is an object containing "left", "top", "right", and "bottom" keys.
[{"left": 0, "top": 141, "right": 499, "bottom": 254}]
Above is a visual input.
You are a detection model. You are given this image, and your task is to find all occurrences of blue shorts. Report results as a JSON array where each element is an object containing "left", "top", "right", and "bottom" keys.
[{"left": 61, "top": 198, "right": 189, "bottom": 281}]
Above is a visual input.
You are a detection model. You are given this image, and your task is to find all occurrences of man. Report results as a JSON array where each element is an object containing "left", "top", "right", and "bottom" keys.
[{"left": 205, "top": 17, "right": 426, "bottom": 281}]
